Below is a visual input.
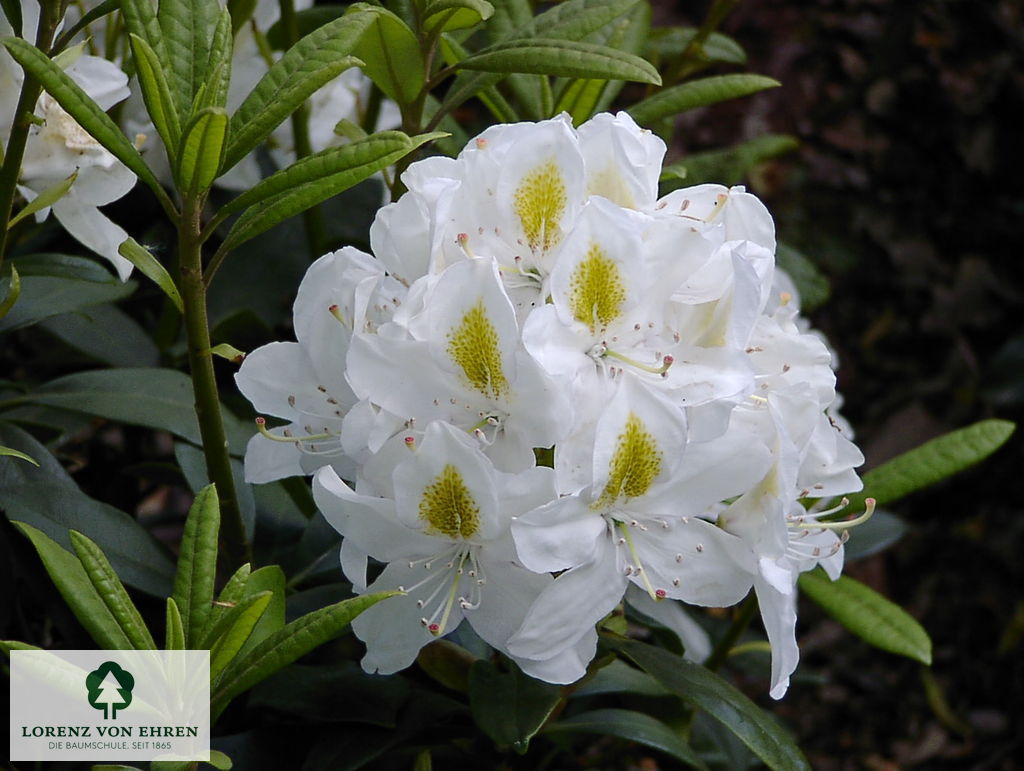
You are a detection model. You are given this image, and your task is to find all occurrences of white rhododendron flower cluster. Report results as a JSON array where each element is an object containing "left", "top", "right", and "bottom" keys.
[{"left": 237, "top": 112, "right": 870, "bottom": 698}]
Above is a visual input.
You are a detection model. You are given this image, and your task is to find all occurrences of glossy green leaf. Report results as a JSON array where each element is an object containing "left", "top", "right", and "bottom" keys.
[
  {"left": 219, "top": 131, "right": 443, "bottom": 252},
  {"left": 844, "top": 419, "right": 1015, "bottom": 513},
  {"left": 118, "top": 237, "right": 184, "bottom": 313},
  {"left": 165, "top": 597, "right": 186, "bottom": 650},
  {"left": 457, "top": 38, "right": 660, "bottom": 84},
  {"left": 232, "top": 565, "right": 286, "bottom": 660},
  {"left": 0, "top": 261, "right": 134, "bottom": 333},
  {"left": 546, "top": 708, "right": 708, "bottom": 769},
  {"left": 23, "top": 368, "right": 252, "bottom": 452},
  {"left": 423, "top": 0, "right": 494, "bottom": 34},
  {"left": 572, "top": 659, "right": 668, "bottom": 697},
  {"left": 0, "top": 264, "right": 19, "bottom": 320},
  {"left": 438, "top": 35, "right": 520, "bottom": 122},
  {"left": 630, "top": 74, "right": 779, "bottom": 125},
  {"left": 200, "top": 562, "right": 252, "bottom": 645},
  {"left": 0, "top": 640, "right": 41, "bottom": 654},
  {"left": 609, "top": 638, "right": 811, "bottom": 771},
  {"left": 210, "top": 343, "right": 246, "bottom": 363},
  {"left": 129, "top": 33, "right": 182, "bottom": 154},
  {"left": 13, "top": 522, "right": 133, "bottom": 650},
  {"left": 0, "top": 38, "right": 164, "bottom": 200},
  {"left": 69, "top": 531, "right": 156, "bottom": 650},
  {"left": 174, "top": 107, "right": 228, "bottom": 195},
  {"left": 224, "top": 13, "right": 370, "bottom": 171},
  {"left": 123, "top": 0, "right": 166, "bottom": 54},
  {"left": 775, "top": 242, "right": 830, "bottom": 311},
  {"left": 209, "top": 591, "right": 273, "bottom": 678},
  {"left": 210, "top": 591, "right": 399, "bottom": 718},
  {"left": 0, "top": 443, "right": 38, "bottom": 465},
  {"left": 661, "top": 133, "right": 799, "bottom": 190},
  {"left": 0, "top": 423, "right": 175, "bottom": 596},
  {"left": 208, "top": 750, "right": 233, "bottom": 770},
  {"left": 648, "top": 27, "right": 746, "bottom": 66},
  {"left": 41, "top": 304, "right": 160, "bottom": 368},
  {"left": 201, "top": 10, "right": 233, "bottom": 111},
  {"left": 468, "top": 660, "right": 562, "bottom": 753},
  {"left": 8, "top": 171, "right": 78, "bottom": 229},
  {"left": 173, "top": 484, "right": 220, "bottom": 648},
  {"left": 52, "top": 0, "right": 121, "bottom": 53},
  {"left": 799, "top": 569, "right": 933, "bottom": 665},
  {"left": 347, "top": 4, "right": 423, "bottom": 105},
  {"left": 200, "top": 584, "right": 266, "bottom": 650},
  {"left": 158, "top": 0, "right": 219, "bottom": 115}
]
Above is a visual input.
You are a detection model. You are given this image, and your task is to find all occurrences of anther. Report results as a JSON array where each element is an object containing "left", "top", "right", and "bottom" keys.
[
  {"left": 404, "top": 436, "right": 417, "bottom": 451},
  {"left": 655, "top": 589, "right": 667, "bottom": 600},
  {"left": 328, "top": 304, "right": 348, "bottom": 327},
  {"left": 696, "top": 544, "right": 704, "bottom": 552}
]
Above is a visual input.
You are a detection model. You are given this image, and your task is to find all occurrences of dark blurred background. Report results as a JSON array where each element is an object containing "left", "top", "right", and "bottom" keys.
[{"left": 661, "top": 1, "right": 1023, "bottom": 767}]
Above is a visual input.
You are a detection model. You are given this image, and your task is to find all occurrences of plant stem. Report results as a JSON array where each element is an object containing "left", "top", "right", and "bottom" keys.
[
  {"left": 178, "top": 198, "right": 251, "bottom": 569},
  {"left": 0, "top": 2, "right": 62, "bottom": 266}
]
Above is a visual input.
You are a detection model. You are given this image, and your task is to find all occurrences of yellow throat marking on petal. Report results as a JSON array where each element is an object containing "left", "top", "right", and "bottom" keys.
[
  {"left": 595, "top": 412, "right": 662, "bottom": 507},
  {"left": 447, "top": 300, "right": 509, "bottom": 399},
  {"left": 419, "top": 464, "right": 481, "bottom": 539},
  {"left": 569, "top": 243, "right": 627, "bottom": 333},
  {"left": 513, "top": 158, "right": 566, "bottom": 254},
  {"left": 588, "top": 166, "right": 636, "bottom": 209}
]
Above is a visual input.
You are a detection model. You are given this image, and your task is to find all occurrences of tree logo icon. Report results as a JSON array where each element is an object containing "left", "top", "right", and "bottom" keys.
[{"left": 86, "top": 661, "right": 135, "bottom": 719}]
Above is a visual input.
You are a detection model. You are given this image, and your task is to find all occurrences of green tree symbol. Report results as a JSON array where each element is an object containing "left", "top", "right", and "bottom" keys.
[{"left": 86, "top": 661, "right": 134, "bottom": 719}]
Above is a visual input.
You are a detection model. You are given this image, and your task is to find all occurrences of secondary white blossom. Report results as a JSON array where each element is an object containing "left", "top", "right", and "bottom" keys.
[
  {"left": 1, "top": 32, "right": 137, "bottom": 279},
  {"left": 238, "top": 111, "right": 868, "bottom": 697}
]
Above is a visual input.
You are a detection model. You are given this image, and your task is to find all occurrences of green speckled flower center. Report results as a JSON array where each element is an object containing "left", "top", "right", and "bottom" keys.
[
  {"left": 569, "top": 243, "right": 627, "bottom": 333},
  {"left": 419, "top": 464, "right": 481, "bottom": 539},
  {"left": 513, "top": 159, "right": 566, "bottom": 253},
  {"left": 447, "top": 300, "right": 509, "bottom": 399},
  {"left": 595, "top": 412, "right": 662, "bottom": 508}
]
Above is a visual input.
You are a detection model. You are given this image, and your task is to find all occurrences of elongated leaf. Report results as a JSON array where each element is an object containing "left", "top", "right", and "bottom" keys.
[
  {"left": 69, "top": 531, "right": 156, "bottom": 650},
  {"left": 8, "top": 171, "right": 78, "bottom": 228},
  {"left": 40, "top": 304, "right": 158, "bottom": 367},
  {"left": 423, "top": 0, "right": 494, "bottom": 34},
  {"left": 265, "top": 5, "right": 348, "bottom": 48},
  {"left": 118, "top": 237, "right": 184, "bottom": 313},
  {"left": 175, "top": 107, "right": 228, "bottom": 194},
  {"left": 608, "top": 638, "right": 810, "bottom": 771},
  {"left": 1, "top": 443, "right": 37, "bottom": 465},
  {"left": 0, "top": 423, "right": 175, "bottom": 596},
  {"left": 0, "top": 264, "right": 19, "bottom": 320},
  {"left": 201, "top": 585, "right": 266, "bottom": 650},
  {"left": 158, "top": 0, "right": 219, "bottom": 115},
  {"left": 173, "top": 484, "right": 220, "bottom": 648},
  {"left": 53, "top": 0, "right": 121, "bottom": 53},
  {"left": 224, "top": 13, "right": 371, "bottom": 171},
  {"left": 23, "top": 368, "right": 252, "bottom": 452},
  {"left": 630, "top": 73, "right": 779, "bottom": 125},
  {"left": 648, "top": 27, "right": 746, "bottom": 66},
  {"left": 202, "top": 10, "right": 233, "bottom": 111},
  {"left": 348, "top": 4, "right": 423, "bottom": 105},
  {"left": 661, "top": 133, "right": 799, "bottom": 190},
  {"left": 844, "top": 419, "right": 1015, "bottom": 513},
  {"left": 0, "top": 640, "right": 42, "bottom": 654},
  {"left": 232, "top": 565, "right": 285, "bottom": 661},
  {"left": 209, "top": 591, "right": 273, "bottom": 678},
  {"left": 129, "top": 33, "right": 182, "bottom": 154},
  {"left": 200, "top": 562, "right": 252, "bottom": 645},
  {"left": 799, "top": 569, "right": 932, "bottom": 664},
  {"left": 468, "top": 660, "right": 562, "bottom": 752},
  {"left": 0, "top": 38, "right": 163, "bottom": 199},
  {"left": 166, "top": 598, "right": 186, "bottom": 650},
  {"left": 546, "top": 708, "right": 708, "bottom": 770},
  {"left": 13, "top": 522, "right": 133, "bottom": 650},
  {"left": 457, "top": 38, "right": 660, "bottom": 84},
  {"left": 210, "top": 591, "right": 399, "bottom": 718},
  {"left": 220, "top": 132, "right": 443, "bottom": 252},
  {"left": 228, "top": 0, "right": 258, "bottom": 35}
]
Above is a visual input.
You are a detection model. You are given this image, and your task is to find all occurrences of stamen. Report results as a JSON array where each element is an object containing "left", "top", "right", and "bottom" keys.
[
  {"left": 602, "top": 348, "right": 674, "bottom": 376},
  {"left": 456, "top": 233, "right": 475, "bottom": 257},
  {"left": 255, "top": 417, "right": 332, "bottom": 443},
  {"left": 328, "top": 304, "right": 349, "bottom": 327},
  {"left": 404, "top": 436, "right": 417, "bottom": 451},
  {"left": 616, "top": 521, "right": 659, "bottom": 600},
  {"left": 808, "top": 498, "right": 876, "bottom": 531}
]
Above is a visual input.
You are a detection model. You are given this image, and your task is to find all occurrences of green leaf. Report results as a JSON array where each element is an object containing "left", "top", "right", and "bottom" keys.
[
  {"left": 209, "top": 591, "right": 273, "bottom": 678},
  {"left": 158, "top": 0, "right": 219, "bottom": 115},
  {"left": 0, "top": 640, "right": 41, "bottom": 655},
  {"left": 608, "top": 638, "right": 811, "bottom": 771},
  {"left": 629, "top": 73, "right": 780, "bottom": 125},
  {"left": 1, "top": 443, "right": 38, "bottom": 465},
  {"left": 457, "top": 38, "right": 661, "bottom": 85},
  {"left": 423, "top": 0, "right": 494, "bottom": 34},
  {"left": 232, "top": 565, "right": 286, "bottom": 660},
  {"left": 219, "top": 131, "right": 443, "bottom": 252},
  {"left": 208, "top": 750, "right": 234, "bottom": 770},
  {"left": 844, "top": 420, "right": 1016, "bottom": 513},
  {"left": 52, "top": 0, "right": 121, "bottom": 53},
  {"left": 0, "top": 264, "right": 19, "bottom": 320},
  {"left": 228, "top": 0, "right": 258, "bottom": 35},
  {"left": 23, "top": 368, "right": 252, "bottom": 452},
  {"left": 174, "top": 107, "right": 228, "bottom": 195},
  {"left": 223, "top": 13, "right": 370, "bottom": 171},
  {"left": 69, "top": 531, "right": 157, "bottom": 650},
  {"left": 572, "top": 659, "right": 668, "bottom": 697},
  {"left": 347, "top": 4, "right": 423, "bottom": 105},
  {"left": 128, "top": 33, "right": 182, "bottom": 155},
  {"left": 775, "top": 242, "right": 830, "bottom": 312},
  {"left": 545, "top": 708, "right": 708, "bottom": 770},
  {"left": 648, "top": 27, "right": 746, "bottom": 66},
  {"left": 210, "top": 590, "right": 399, "bottom": 718},
  {"left": 210, "top": 343, "right": 246, "bottom": 363},
  {"left": 661, "top": 133, "right": 799, "bottom": 190},
  {"left": 798, "top": 569, "right": 933, "bottom": 665},
  {"left": 8, "top": 171, "right": 78, "bottom": 228},
  {"left": 173, "top": 484, "right": 220, "bottom": 648},
  {"left": 41, "top": 304, "right": 160, "bottom": 368},
  {"left": 0, "top": 423, "right": 175, "bottom": 596},
  {"left": 13, "top": 522, "right": 134, "bottom": 650},
  {"left": 165, "top": 598, "right": 186, "bottom": 650},
  {"left": 118, "top": 237, "right": 184, "bottom": 313},
  {"left": 0, "top": 0, "right": 21, "bottom": 35},
  {"left": 0, "top": 38, "right": 164, "bottom": 201},
  {"left": 201, "top": 10, "right": 233, "bottom": 111},
  {"left": 468, "top": 660, "right": 562, "bottom": 753},
  {"left": 200, "top": 562, "right": 252, "bottom": 644},
  {"left": 265, "top": 5, "right": 348, "bottom": 48}
]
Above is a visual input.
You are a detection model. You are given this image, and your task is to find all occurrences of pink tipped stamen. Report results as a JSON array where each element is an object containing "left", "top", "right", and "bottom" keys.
[
  {"left": 404, "top": 436, "right": 417, "bottom": 451},
  {"left": 328, "top": 304, "right": 349, "bottom": 327},
  {"left": 255, "top": 416, "right": 333, "bottom": 444},
  {"left": 655, "top": 589, "right": 667, "bottom": 600}
]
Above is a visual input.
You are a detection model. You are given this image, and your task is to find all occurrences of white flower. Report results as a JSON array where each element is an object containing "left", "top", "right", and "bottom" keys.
[{"left": 313, "top": 420, "right": 592, "bottom": 680}]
